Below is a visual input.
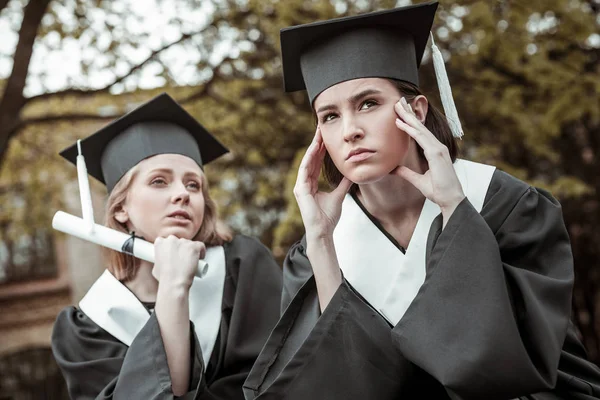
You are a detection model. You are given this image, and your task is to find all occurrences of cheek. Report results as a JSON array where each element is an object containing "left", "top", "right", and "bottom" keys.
[
  {"left": 322, "top": 133, "right": 345, "bottom": 164},
  {"left": 380, "top": 127, "right": 410, "bottom": 165},
  {"left": 193, "top": 195, "right": 206, "bottom": 224},
  {"left": 133, "top": 189, "right": 163, "bottom": 213},
  {"left": 126, "top": 188, "right": 163, "bottom": 222}
]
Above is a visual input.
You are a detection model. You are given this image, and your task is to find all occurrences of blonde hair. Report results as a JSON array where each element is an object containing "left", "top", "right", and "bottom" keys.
[{"left": 103, "top": 164, "right": 233, "bottom": 282}]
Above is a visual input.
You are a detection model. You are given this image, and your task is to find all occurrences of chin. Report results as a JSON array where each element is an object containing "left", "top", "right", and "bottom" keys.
[
  {"left": 158, "top": 227, "right": 197, "bottom": 240},
  {"left": 344, "top": 165, "right": 394, "bottom": 185}
]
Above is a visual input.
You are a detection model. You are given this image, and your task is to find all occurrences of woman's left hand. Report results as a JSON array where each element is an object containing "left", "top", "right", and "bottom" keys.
[{"left": 393, "top": 97, "right": 465, "bottom": 222}]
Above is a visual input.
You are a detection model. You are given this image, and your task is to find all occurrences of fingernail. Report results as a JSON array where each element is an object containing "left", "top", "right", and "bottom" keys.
[
  {"left": 400, "top": 97, "right": 407, "bottom": 106},
  {"left": 408, "top": 104, "right": 413, "bottom": 113},
  {"left": 395, "top": 118, "right": 402, "bottom": 125}
]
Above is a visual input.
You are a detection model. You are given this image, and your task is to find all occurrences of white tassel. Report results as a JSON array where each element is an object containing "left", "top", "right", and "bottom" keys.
[{"left": 430, "top": 32, "right": 463, "bottom": 139}]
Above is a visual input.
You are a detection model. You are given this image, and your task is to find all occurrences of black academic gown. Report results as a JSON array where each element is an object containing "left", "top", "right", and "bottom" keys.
[
  {"left": 243, "top": 170, "right": 600, "bottom": 400},
  {"left": 52, "top": 235, "right": 282, "bottom": 400}
]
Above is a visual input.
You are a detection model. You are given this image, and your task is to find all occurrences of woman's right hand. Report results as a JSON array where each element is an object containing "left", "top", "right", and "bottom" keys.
[
  {"left": 152, "top": 235, "right": 206, "bottom": 289},
  {"left": 294, "top": 126, "right": 353, "bottom": 240}
]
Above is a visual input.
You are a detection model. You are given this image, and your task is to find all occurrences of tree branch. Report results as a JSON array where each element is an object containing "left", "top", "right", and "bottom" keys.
[
  {"left": 26, "top": 33, "right": 194, "bottom": 103},
  {"left": 7, "top": 113, "right": 120, "bottom": 139},
  {"left": 178, "top": 58, "right": 236, "bottom": 105},
  {"left": 26, "top": 15, "right": 229, "bottom": 105}
]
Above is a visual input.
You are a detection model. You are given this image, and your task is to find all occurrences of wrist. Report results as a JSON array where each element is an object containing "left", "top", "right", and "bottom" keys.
[
  {"left": 306, "top": 234, "right": 334, "bottom": 252},
  {"left": 440, "top": 195, "right": 466, "bottom": 226},
  {"left": 306, "top": 228, "right": 334, "bottom": 242},
  {"left": 306, "top": 236, "right": 339, "bottom": 265},
  {"left": 158, "top": 276, "right": 193, "bottom": 294},
  {"left": 156, "top": 282, "right": 189, "bottom": 316}
]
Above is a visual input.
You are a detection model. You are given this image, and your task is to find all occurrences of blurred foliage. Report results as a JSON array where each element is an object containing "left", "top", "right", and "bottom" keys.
[{"left": 0, "top": 0, "right": 599, "bottom": 360}]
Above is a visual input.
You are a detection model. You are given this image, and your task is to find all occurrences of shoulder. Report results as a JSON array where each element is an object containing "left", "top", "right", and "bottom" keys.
[
  {"left": 54, "top": 305, "right": 91, "bottom": 331},
  {"left": 487, "top": 168, "right": 561, "bottom": 208},
  {"left": 52, "top": 306, "right": 120, "bottom": 358},
  {"left": 482, "top": 168, "right": 565, "bottom": 232},
  {"left": 223, "top": 234, "right": 274, "bottom": 259},
  {"left": 222, "top": 234, "right": 281, "bottom": 278},
  {"left": 53, "top": 306, "right": 110, "bottom": 340},
  {"left": 486, "top": 169, "right": 531, "bottom": 203}
]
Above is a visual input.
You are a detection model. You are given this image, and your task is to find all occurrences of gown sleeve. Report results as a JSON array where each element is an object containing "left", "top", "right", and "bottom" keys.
[
  {"left": 52, "top": 236, "right": 282, "bottom": 400},
  {"left": 243, "top": 240, "right": 422, "bottom": 400},
  {"left": 51, "top": 308, "right": 206, "bottom": 400},
  {"left": 391, "top": 171, "right": 578, "bottom": 399}
]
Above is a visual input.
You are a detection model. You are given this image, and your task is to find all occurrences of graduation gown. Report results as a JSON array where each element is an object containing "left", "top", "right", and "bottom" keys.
[
  {"left": 243, "top": 163, "right": 600, "bottom": 400},
  {"left": 52, "top": 235, "right": 282, "bottom": 400}
]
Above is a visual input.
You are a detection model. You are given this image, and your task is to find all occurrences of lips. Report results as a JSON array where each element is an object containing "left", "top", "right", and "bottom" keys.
[
  {"left": 167, "top": 210, "right": 191, "bottom": 221},
  {"left": 346, "top": 148, "right": 375, "bottom": 162}
]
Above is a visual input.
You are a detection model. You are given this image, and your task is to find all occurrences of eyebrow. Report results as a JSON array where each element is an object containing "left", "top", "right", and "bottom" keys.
[
  {"left": 148, "top": 167, "right": 202, "bottom": 179},
  {"left": 316, "top": 88, "right": 383, "bottom": 113},
  {"left": 349, "top": 89, "right": 382, "bottom": 104}
]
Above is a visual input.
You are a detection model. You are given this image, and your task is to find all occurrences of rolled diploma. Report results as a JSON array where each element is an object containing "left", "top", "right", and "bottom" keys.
[{"left": 52, "top": 211, "right": 208, "bottom": 278}]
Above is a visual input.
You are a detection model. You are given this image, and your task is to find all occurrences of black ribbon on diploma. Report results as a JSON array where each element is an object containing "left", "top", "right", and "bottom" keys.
[{"left": 122, "top": 231, "right": 145, "bottom": 256}]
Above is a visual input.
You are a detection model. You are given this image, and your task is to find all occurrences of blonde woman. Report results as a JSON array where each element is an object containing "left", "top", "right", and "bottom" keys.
[{"left": 51, "top": 93, "right": 282, "bottom": 399}]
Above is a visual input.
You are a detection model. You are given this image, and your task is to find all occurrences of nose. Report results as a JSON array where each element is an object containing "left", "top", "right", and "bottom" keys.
[
  {"left": 171, "top": 182, "right": 190, "bottom": 205},
  {"left": 342, "top": 115, "right": 365, "bottom": 143}
]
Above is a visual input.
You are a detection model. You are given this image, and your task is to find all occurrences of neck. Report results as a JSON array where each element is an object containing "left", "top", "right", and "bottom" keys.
[
  {"left": 124, "top": 260, "right": 159, "bottom": 302},
  {"left": 357, "top": 160, "right": 427, "bottom": 227}
]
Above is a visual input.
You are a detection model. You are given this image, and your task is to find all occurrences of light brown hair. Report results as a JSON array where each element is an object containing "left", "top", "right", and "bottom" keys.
[
  {"left": 322, "top": 79, "right": 459, "bottom": 186},
  {"left": 103, "top": 164, "right": 233, "bottom": 282}
]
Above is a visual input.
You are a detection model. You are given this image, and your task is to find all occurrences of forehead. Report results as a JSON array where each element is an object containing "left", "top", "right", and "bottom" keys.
[
  {"left": 313, "top": 77, "right": 398, "bottom": 109},
  {"left": 136, "top": 153, "right": 203, "bottom": 175}
]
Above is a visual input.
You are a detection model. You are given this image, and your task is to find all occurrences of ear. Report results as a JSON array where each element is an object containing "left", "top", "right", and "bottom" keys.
[
  {"left": 114, "top": 206, "right": 129, "bottom": 224},
  {"left": 411, "top": 95, "right": 429, "bottom": 124}
]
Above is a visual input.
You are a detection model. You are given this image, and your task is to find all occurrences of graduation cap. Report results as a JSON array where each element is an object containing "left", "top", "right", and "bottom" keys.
[
  {"left": 60, "top": 93, "right": 229, "bottom": 192},
  {"left": 280, "top": 1, "right": 463, "bottom": 138}
]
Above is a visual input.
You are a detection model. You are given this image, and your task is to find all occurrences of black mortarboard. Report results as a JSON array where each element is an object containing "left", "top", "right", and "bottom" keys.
[
  {"left": 60, "top": 93, "right": 229, "bottom": 192},
  {"left": 280, "top": 1, "right": 438, "bottom": 104}
]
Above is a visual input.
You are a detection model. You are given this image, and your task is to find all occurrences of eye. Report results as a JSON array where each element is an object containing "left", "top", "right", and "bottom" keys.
[
  {"left": 321, "top": 113, "right": 338, "bottom": 124},
  {"left": 150, "top": 177, "right": 167, "bottom": 186},
  {"left": 359, "top": 99, "right": 378, "bottom": 110},
  {"left": 186, "top": 181, "right": 200, "bottom": 190}
]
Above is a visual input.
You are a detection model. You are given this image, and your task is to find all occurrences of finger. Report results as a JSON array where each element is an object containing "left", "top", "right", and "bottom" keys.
[
  {"left": 333, "top": 177, "right": 353, "bottom": 199},
  {"left": 315, "top": 125, "right": 323, "bottom": 144},
  {"left": 305, "top": 143, "right": 325, "bottom": 184},
  {"left": 305, "top": 137, "right": 327, "bottom": 180},
  {"left": 395, "top": 117, "right": 420, "bottom": 138},
  {"left": 395, "top": 117, "right": 436, "bottom": 153},
  {"left": 396, "top": 166, "right": 424, "bottom": 192},
  {"left": 395, "top": 100, "right": 441, "bottom": 148},
  {"left": 297, "top": 141, "right": 320, "bottom": 180},
  {"left": 395, "top": 117, "right": 446, "bottom": 163},
  {"left": 397, "top": 118, "right": 451, "bottom": 167},
  {"left": 395, "top": 98, "right": 422, "bottom": 127},
  {"left": 295, "top": 146, "right": 322, "bottom": 198},
  {"left": 394, "top": 100, "right": 441, "bottom": 149},
  {"left": 301, "top": 127, "right": 324, "bottom": 168},
  {"left": 196, "top": 242, "right": 207, "bottom": 259},
  {"left": 400, "top": 96, "right": 412, "bottom": 113},
  {"left": 296, "top": 126, "right": 326, "bottom": 195},
  {"left": 152, "top": 266, "right": 160, "bottom": 281}
]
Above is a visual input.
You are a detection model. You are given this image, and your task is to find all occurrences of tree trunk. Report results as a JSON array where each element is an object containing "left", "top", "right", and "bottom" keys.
[{"left": 0, "top": 0, "right": 51, "bottom": 164}]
